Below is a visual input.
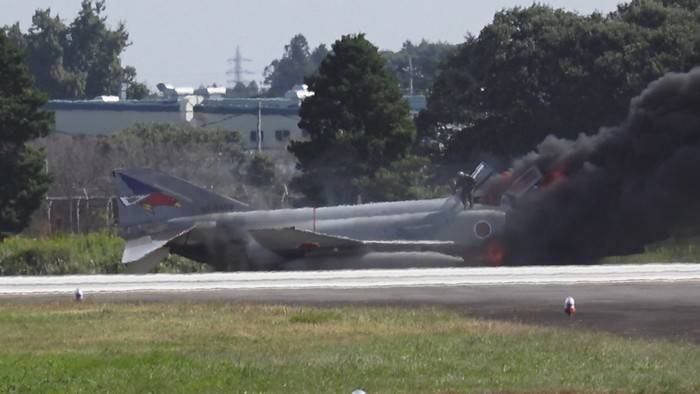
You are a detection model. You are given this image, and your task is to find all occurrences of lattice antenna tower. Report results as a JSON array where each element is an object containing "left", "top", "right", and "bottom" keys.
[{"left": 226, "top": 45, "right": 254, "bottom": 87}]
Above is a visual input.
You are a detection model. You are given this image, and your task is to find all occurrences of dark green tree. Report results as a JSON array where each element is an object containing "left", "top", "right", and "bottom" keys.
[
  {"left": 383, "top": 40, "right": 455, "bottom": 95},
  {"left": 23, "top": 9, "right": 83, "bottom": 98},
  {"left": 64, "top": 0, "right": 129, "bottom": 98},
  {"left": 0, "top": 30, "right": 53, "bottom": 237},
  {"left": 289, "top": 34, "right": 416, "bottom": 205},
  {"left": 353, "top": 155, "right": 437, "bottom": 202},
  {"left": 226, "top": 81, "right": 259, "bottom": 98},
  {"left": 3, "top": 23, "right": 25, "bottom": 51},
  {"left": 227, "top": 82, "right": 248, "bottom": 98},
  {"left": 7, "top": 1, "right": 132, "bottom": 99},
  {"left": 421, "top": 1, "right": 700, "bottom": 163},
  {"left": 246, "top": 153, "right": 276, "bottom": 187},
  {"left": 246, "top": 80, "right": 259, "bottom": 97},
  {"left": 264, "top": 34, "right": 327, "bottom": 96},
  {"left": 309, "top": 44, "right": 329, "bottom": 69},
  {"left": 123, "top": 66, "right": 150, "bottom": 99}
]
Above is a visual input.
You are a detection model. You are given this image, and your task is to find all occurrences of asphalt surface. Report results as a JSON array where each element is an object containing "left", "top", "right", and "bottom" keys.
[
  {"left": 60, "top": 283, "right": 700, "bottom": 343},
  {"left": 1, "top": 265, "right": 699, "bottom": 343}
]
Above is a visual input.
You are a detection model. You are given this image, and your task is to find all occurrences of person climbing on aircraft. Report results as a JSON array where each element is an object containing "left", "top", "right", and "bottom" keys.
[{"left": 455, "top": 171, "right": 476, "bottom": 209}]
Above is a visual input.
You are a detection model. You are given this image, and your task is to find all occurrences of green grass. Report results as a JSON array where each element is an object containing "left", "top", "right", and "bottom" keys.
[
  {"left": 0, "top": 303, "right": 698, "bottom": 393},
  {"left": 3, "top": 230, "right": 700, "bottom": 275},
  {"left": 0, "top": 232, "right": 208, "bottom": 275},
  {"left": 603, "top": 235, "right": 700, "bottom": 263}
]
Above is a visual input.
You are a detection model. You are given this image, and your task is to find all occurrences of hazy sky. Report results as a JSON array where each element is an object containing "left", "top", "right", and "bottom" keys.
[{"left": 3, "top": 0, "right": 624, "bottom": 89}]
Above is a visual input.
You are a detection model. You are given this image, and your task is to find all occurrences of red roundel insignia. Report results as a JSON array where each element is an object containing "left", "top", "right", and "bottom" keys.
[{"left": 474, "top": 221, "right": 492, "bottom": 239}]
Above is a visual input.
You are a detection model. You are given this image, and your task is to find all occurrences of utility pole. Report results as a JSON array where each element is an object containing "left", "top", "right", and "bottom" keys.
[
  {"left": 408, "top": 56, "right": 414, "bottom": 96},
  {"left": 257, "top": 100, "right": 262, "bottom": 152}
]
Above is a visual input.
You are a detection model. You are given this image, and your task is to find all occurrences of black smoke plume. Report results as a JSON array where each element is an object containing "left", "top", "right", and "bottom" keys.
[{"left": 501, "top": 68, "right": 700, "bottom": 264}]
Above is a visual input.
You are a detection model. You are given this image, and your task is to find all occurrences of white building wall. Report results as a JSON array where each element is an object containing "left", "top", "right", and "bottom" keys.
[
  {"left": 192, "top": 112, "right": 304, "bottom": 150},
  {"left": 47, "top": 95, "right": 425, "bottom": 147}
]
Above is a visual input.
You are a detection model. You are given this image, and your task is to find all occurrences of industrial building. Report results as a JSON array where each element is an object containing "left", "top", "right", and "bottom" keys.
[{"left": 45, "top": 84, "right": 427, "bottom": 152}]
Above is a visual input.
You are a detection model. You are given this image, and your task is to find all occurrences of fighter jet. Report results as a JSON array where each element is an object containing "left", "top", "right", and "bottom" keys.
[{"left": 113, "top": 165, "right": 513, "bottom": 273}]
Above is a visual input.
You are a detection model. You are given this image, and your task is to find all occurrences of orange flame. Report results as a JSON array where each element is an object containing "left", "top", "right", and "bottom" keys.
[
  {"left": 485, "top": 240, "right": 505, "bottom": 266},
  {"left": 541, "top": 168, "right": 566, "bottom": 187}
]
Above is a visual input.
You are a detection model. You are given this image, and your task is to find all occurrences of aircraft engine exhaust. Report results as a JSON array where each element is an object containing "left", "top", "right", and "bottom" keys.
[{"left": 497, "top": 68, "right": 700, "bottom": 264}]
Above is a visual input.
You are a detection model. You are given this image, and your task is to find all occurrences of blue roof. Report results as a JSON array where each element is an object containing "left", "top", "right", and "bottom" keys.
[
  {"left": 195, "top": 105, "right": 299, "bottom": 116},
  {"left": 44, "top": 95, "right": 426, "bottom": 115},
  {"left": 195, "top": 97, "right": 300, "bottom": 116}
]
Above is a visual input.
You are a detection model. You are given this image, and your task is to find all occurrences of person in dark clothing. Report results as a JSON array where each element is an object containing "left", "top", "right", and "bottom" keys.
[{"left": 455, "top": 171, "right": 476, "bottom": 209}]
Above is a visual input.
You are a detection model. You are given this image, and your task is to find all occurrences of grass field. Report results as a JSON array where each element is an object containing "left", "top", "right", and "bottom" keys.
[
  {"left": 603, "top": 235, "right": 700, "bottom": 263},
  {"left": 0, "top": 302, "right": 699, "bottom": 393},
  {"left": 0, "top": 232, "right": 207, "bottom": 275},
  {"left": 2, "top": 230, "right": 700, "bottom": 276}
]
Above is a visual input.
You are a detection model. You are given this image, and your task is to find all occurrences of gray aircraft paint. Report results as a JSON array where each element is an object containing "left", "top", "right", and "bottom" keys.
[{"left": 113, "top": 168, "right": 505, "bottom": 272}]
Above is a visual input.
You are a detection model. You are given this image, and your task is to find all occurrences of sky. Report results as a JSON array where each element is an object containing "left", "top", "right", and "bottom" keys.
[{"left": 3, "top": 0, "right": 624, "bottom": 89}]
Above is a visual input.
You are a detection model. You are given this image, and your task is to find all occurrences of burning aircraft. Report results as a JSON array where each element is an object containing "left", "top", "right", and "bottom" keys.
[
  {"left": 113, "top": 163, "right": 511, "bottom": 273},
  {"left": 115, "top": 69, "right": 700, "bottom": 272},
  {"left": 498, "top": 68, "right": 700, "bottom": 264}
]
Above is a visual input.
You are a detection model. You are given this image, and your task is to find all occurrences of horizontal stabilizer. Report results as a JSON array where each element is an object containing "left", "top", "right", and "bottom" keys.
[
  {"left": 125, "top": 247, "right": 170, "bottom": 274},
  {"left": 249, "top": 227, "right": 459, "bottom": 258},
  {"left": 122, "top": 225, "right": 195, "bottom": 273}
]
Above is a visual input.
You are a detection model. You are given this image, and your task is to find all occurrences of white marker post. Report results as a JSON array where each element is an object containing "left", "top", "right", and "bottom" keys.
[
  {"left": 564, "top": 296, "right": 575, "bottom": 317},
  {"left": 74, "top": 288, "right": 84, "bottom": 302}
]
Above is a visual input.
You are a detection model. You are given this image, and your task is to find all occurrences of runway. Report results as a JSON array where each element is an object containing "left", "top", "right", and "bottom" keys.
[
  {"left": 2, "top": 263, "right": 700, "bottom": 343},
  {"left": 2, "top": 263, "right": 700, "bottom": 294}
]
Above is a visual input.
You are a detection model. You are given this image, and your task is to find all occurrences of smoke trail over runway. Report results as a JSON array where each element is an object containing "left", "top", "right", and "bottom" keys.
[{"left": 502, "top": 68, "right": 700, "bottom": 264}]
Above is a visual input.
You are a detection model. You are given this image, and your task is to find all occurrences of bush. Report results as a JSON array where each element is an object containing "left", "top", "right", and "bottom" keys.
[{"left": 0, "top": 232, "right": 207, "bottom": 275}]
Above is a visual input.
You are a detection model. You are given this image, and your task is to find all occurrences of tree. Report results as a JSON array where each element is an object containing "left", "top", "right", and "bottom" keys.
[
  {"left": 420, "top": 1, "right": 700, "bottom": 164},
  {"left": 38, "top": 123, "right": 291, "bottom": 210},
  {"left": 263, "top": 34, "right": 328, "bottom": 96},
  {"left": 64, "top": 0, "right": 129, "bottom": 98},
  {"left": 383, "top": 40, "right": 455, "bottom": 95},
  {"left": 353, "top": 155, "right": 437, "bottom": 202},
  {"left": 3, "top": 23, "right": 25, "bottom": 51},
  {"left": 227, "top": 82, "right": 248, "bottom": 98},
  {"left": 246, "top": 80, "right": 259, "bottom": 97},
  {"left": 0, "top": 30, "right": 53, "bottom": 237},
  {"left": 23, "top": 9, "right": 83, "bottom": 98},
  {"left": 123, "top": 65, "right": 150, "bottom": 99},
  {"left": 226, "top": 81, "right": 259, "bottom": 98},
  {"left": 246, "top": 153, "right": 276, "bottom": 187},
  {"left": 309, "top": 44, "right": 329, "bottom": 69},
  {"left": 6, "top": 1, "right": 133, "bottom": 99},
  {"left": 289, "top": 34, "right": 416, "bottom": 205}
]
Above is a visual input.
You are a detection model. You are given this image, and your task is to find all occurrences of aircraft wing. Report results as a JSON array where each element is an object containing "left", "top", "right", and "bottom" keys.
[{"left": 248, "top": 228, "right": 459, "bottom": 258}]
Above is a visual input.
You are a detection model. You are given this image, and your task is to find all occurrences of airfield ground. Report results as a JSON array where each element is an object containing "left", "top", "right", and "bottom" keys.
[{"left": 0, "top": 302, "right": 699, "bottom": 393}]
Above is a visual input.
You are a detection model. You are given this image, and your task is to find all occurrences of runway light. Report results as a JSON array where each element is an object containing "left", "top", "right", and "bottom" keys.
[
  {"left": 352, "top": 390, "right": 366, "bottom": 394},
  {"left": 74, "top": 288, "right": 84, "bottom": 302},
  {"left": 564, "top": 296, "right": 575, "bottom": 316}
]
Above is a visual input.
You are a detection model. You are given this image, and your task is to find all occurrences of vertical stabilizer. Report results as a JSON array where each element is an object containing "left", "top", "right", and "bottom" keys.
[{"left": 113, "top": 168, "right": 249, "bottom": 228}]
